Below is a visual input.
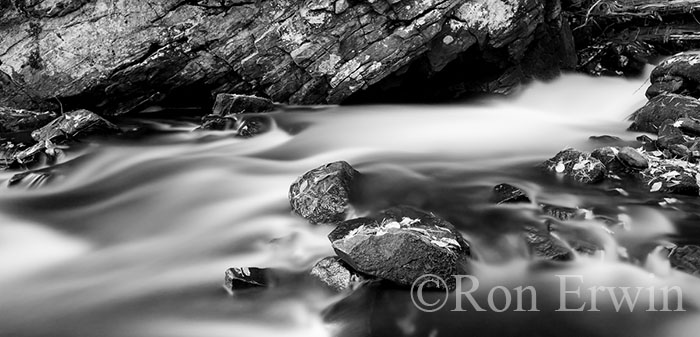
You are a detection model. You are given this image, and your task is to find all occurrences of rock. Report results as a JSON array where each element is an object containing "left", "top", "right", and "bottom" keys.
[
  {"left": 236, "top": 115, "right": 272, "bottom": 138},
  {"left": 617, "top": 147, "right": 649, "bottom": 169},
  {"left": 591, "top": 146, "right": 626, "bottom": 176},
  {"left": 543, "top": 148, "right": 606, "bottom": 184},
  {"left": 577, "top": 40, "right": 656, "bottom": 77},
  {"left": 328, "top": 206, "right": 471, "bottom": 290},
  {"left": 657, "top": 122, "right": 687, "bottom": 150},
  {"left": 0, "top": 0, "right": 575, "bottom": 114},
  {"left": 289, "top": 161, "right": 359, "bottom": 224},
  {"left": 212, "top": 94, "right": 275, "bottom": 116},
  {"left": 523, "top": 225, "right": 573, "bottom": 261},
  {"left": 588, "top": 135, "right": 624, "bottom": 145},
  {"left": 647, "top": 52, "right": 700, "bottom": 99},
  {"left": 629, "top": 94, "right": 700, "bottom": 133},
  {"left": 310, "top": 256, "right": 367, "bottom": 292},
  {"left": 0, "top": 141, "right": 29, "bottom": 169},
  {"left": 8, "top": 170, "right": 54, "bottom": 189},
  {"left": 641, "top": 163, "right": 699, "bottom": 196},
  {"left": 223, "top": 267, "right": 269, "bottom": 294},
  {"left": 675, "top": 117, "right": 700, "bottom": 136},
  {"left": 670, "top": 245, "right": 700, "bottom": 276},
  {"left": 489, "top": 183, "right": 531, "bottom": 204},
  {"left": 198, "top": 115, "right": 237, "bottom": 131},
  {"left": 540, "top": 204, "right": 586, "bottom": 221},
  {"left": 0, "top": 107, "right": 57, "bottom": 136},
  {"left": 31, "top": 109, "right": 120, "bottom": 143}
]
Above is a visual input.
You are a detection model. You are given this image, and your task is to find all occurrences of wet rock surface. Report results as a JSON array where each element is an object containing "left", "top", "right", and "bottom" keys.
[
  {"left": 327, "top": 206, "right": 470, "bottom": 290},
  {"left": 310, "top": 256, "right": 368, "bottom": 292},
  {"left": 523, "top": 225, "right": 574, "bottom": 261},
  {"left": 490, "top": 183, "right": 531, "bottom": 204},
  {"left": 289, "top": 161, "right": 359, "bottom": 224},
  {"left": 577, "top": 40, "right": 656, "bottom": 77},
  {"left": 647, "top": 52, "right": 700, "bottom": 99},
  {"left": 0, "top": 108, "right": 57, "bottom": 136},
  {"left": 31, "top": 109, "right": 119, "bottom": 143},
  {"left": 629, "top": 94, "right": 700, "bottom": 134},
  {"left": 212, "top": 94, "right": 275, "bottom": 116},
  {"left": 542, "top": 148, "right": 606, "bottom": 184},
  {"left": 223, "top": 267, "right": 269, "bottom": 294},
  {"left": 670, "top": 245, "right": 700, "bottom": 276}
]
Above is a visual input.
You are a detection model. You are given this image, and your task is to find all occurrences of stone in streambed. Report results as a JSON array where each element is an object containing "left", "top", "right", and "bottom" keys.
[
  {"left": 617, "top": 147, "right": 649, "bottom": 169},
  {"left": 489, "top": 183, "right": 531, "bottom": 204},
  {"left": 670, "top": 245, "right": 700, "bottom": 276},
  {"left": 591, "top": 146, "right": 627, "bottom": 177},
  {"left": 289, "top": 161, "right": 359, "bottom": 224},
  {"left": 628, "top": 94, "right": 700, "bottom": 134},
  {"left": 32, "top": 109, "right": 119, "bottom": 143},
  {"left": 647, "top": 52, "right": 700, "bottom": 99},
  {"left": 641, "top": 163, "right": 699, "bottom": 196},
  {"left": 223, "top": 267, "right": 269, "bottom": 294},
  {"left": 0, "top": 107, "right": 57, "bottom": 136},
  {"left": 328, "top": 206, "right": 471, "bottom": 290},
  {"left": 310, "top": 256, "right": 368, "bottom": 292},
  {"left": 523, "top": 225, "right": 573, "bottom": 261},
  {"left": 675, "top": 117, "right": 700, "bottom": 137},
  {"left": 236, "top": 115, "right": 272, "bottom": 138},
  {"left": 212, "top": 94, "right": 275, "bottom": 116},
  {"left": 543, "top": 148, "right": 606, "bottom": 184},
  {"left": 198, "top": 115, "right": 237, "bottom": 131}
]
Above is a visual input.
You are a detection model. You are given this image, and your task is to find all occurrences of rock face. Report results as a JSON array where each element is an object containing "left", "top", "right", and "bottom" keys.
[
  {"left": 629, "top": 94, "right": 700, "bottom": 133},
  {"left": 310, "top": 256, "right": 367, "bottom": 292},
  {"left": 289, "top": 161, "right": 359, "bottom": 224},
  {"left": 0, "top": 0, "right": 574, "bottom": 114},
  {"left": 327, "top": 206, "right": 470, "bottom": 290},
  {"left": 542, "top": 148, "right": 606, "bottom": 184}
]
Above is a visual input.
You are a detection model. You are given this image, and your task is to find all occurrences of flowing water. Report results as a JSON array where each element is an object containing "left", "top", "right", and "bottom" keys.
[{"left": 3, "top": 70, "right": 700, "bottom": 337}]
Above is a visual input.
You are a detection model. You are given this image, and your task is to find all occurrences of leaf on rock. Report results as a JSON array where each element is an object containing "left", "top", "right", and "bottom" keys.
[{"left": 650, "top": 181, "right": 663, "bottom": 192}]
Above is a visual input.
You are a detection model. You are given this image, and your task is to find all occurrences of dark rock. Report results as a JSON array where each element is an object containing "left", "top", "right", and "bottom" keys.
[
  {"left": 328, "top": 206, "right": 470, "bottom": 290},
  {"left": 668, "top": 144, "right": 691, "bottom": 158},
  {"left": 629, "top": 94, "right": 700, "bottom": 134},
  {"left": 223, "top": 267, "right": 269, "bottom": 294},
  {"left": 617, "top": 147, "right": 649, "bottom": 169},
  {"left": 647, "top": 52, "right": 700, "bottom": 99},
  {"left": 310, "top": 256, "right": 367, "bottom": 292},
  {"left": 0, "top": 141, "right": 29, "bottom": 169},
  {"left": 578, "top": 40, "right": 656, "bottom": 77},
  {"left": 591, "top": 146, "right": 626, "bottom": 176},
  {"left": 289, "top": 161, "right": 359, "bottom": 224},
  {"left": 588, "top": 135, "right": 624, "bottom": 145},
  {"left": 212, "top": 94, "right": 275, "bottom": 116},
  {"left": 236, "top": 115, "right": 272, "bottom": 138},
  {"left": 543, "top": 148, "right": 606, "bottom": 184},
  {"left": 676, "top": 117, "right": 700, "bottom": 136},
  {"left": 0, "top": 107, "right": 57, "bottom": 135},
  {"left": 198, "top": 115, "right": 237, "bottom": 131},
  {"left": 657, "top": 122, "right": 687, "bottom": 150},
  {"left": 32, "top": 109, "right": 119, "bottom": 143},
  {"left": 490, "top": 183, "right": 531, "bottom": 204},
  {"left": 670, "top": 245, "right": 700, "bottom": 276},
  {"left": 8, "top": 170, "right": 54, "bottom": 189},
  {"left": 540, "top": 204, "right": 586, "bottom": 221},
  {"left": 523, "top": 225, "right": 573, "bottom": 261},
  {"left": 641, "top": 163, "right": 699, "bottom": 196}
]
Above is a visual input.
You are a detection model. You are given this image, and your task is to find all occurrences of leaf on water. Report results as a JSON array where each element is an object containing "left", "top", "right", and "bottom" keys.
[
  {"left": 555, "top": 161, "right": 565, "bottom": 173},
  {"left": 650, "top": 181, "right": 663, "bottom": 192}
]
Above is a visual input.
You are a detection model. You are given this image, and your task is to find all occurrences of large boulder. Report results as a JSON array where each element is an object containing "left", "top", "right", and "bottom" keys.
[
  {"left": 327, "top": 206, "right": 471, "bottom": 290},
  {"left": 629, "top": 94, "right": 700, "bottom": 134},
  {"left": 646, "top": 52, "right": 700, "bottom": 99},
  {"left": 542, "top": 148, "right": 606, "bottom": 184},
  {"left": 289, "top": 161, "right": 359, "bottom": 224}
]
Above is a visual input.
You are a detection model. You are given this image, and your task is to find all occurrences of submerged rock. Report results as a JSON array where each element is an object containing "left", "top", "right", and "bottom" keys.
[
  {"left": 223, "top": 267, "right": 269, "bottom": 294},
  {"left": 0, "top": 107, "right": 57, "bottom": 135},
  {"left": 523, "top": 225, "right": 573, "bottom": 261},
  {"left": 670, "top": 245, "right": 700, "bottom": 276},
  {"left": 212, "top": 94, "right": 275, "bottom": 116},
  {"left": 310, "top": 256, "right": 368, "bottom": 292},
  {"left": 198, "top": 115, "right": 237, "bottom": 131},
  {"left": 647, "top": 52, "right": 700, "bottom": 99},
  {"left": 236, "top": 115, "right": 272, "bottom": 138},
  {"left": 490, "top": 183, "right": 531, "bottom": 204},
  {"left": 327, "top": 206, "right": 470, "bottom": 290},
  {"left": 289, "top": 161, "right": 359, "bottom": 224},
  {"left": 543, "top": 148, "right": 606, "bottom": 184},
  {"left": 629, "top": 94, "right": 700, "bottom": 134}
]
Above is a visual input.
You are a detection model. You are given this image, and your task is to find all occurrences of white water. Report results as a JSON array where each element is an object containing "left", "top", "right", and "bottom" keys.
[{"left": 3, "top": 70, "right": 700, "bottom": 337}]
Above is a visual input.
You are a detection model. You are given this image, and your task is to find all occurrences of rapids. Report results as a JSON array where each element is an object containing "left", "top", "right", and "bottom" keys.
[{"left": 2, "top": 69, "right": 700, "bottom": 337}]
